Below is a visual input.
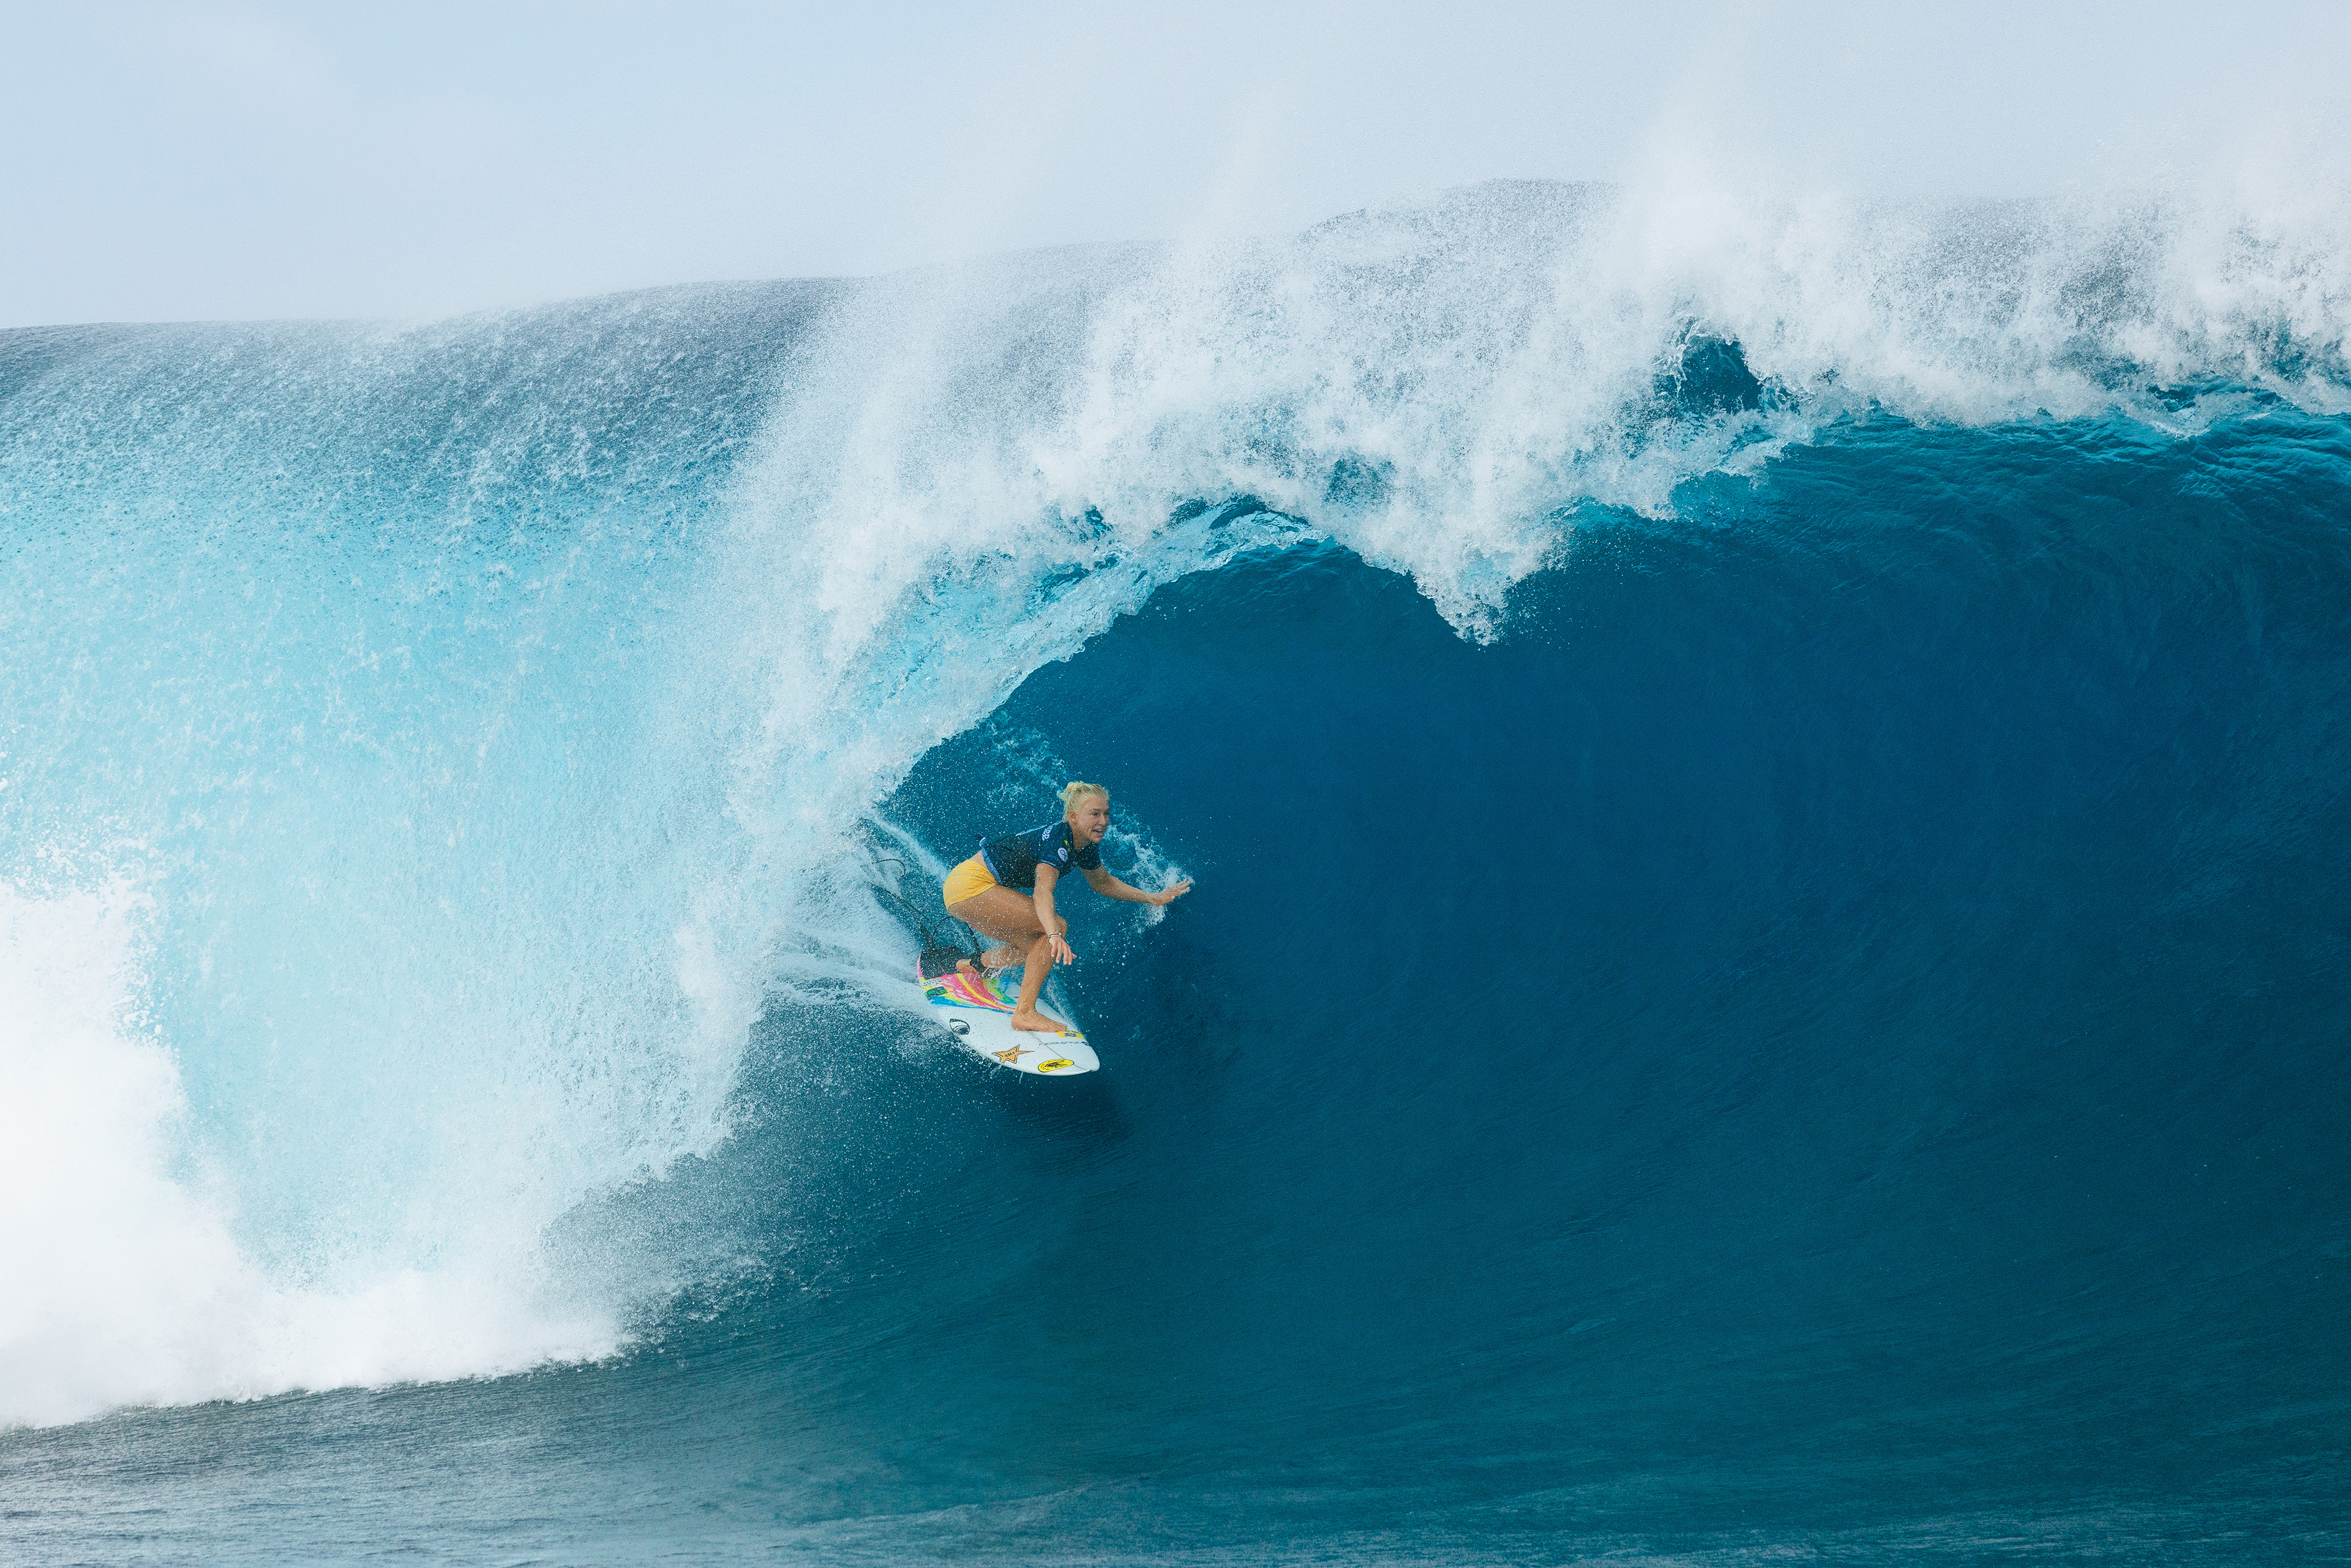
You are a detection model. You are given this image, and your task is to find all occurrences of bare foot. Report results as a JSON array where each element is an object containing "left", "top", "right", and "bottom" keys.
[{"left": 1008, "top": 1008, "right": 1068, "bottom": 1033}]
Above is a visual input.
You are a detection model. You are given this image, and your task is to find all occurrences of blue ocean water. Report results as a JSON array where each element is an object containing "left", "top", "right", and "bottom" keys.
[{"left": 2, "top": 184, "right": 2347, "bottom": 1563}]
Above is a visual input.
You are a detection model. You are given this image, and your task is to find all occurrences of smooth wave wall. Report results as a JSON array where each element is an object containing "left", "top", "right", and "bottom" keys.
[{"left": 2, "top": 177, "right": 2348, "bottom": 1430}]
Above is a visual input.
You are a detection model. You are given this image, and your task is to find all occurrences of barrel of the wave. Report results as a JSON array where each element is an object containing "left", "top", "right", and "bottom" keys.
[{"left": 914, "top": 955, "right": 1099, "bottom": 1075}]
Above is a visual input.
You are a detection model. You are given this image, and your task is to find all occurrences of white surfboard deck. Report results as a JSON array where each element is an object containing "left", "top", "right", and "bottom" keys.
[{"left": 916, "top": 961, "right": 1099, "bottom": 1076}]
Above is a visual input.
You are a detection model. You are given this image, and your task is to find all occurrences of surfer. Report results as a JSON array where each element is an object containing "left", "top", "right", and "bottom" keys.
[{"left": 943, "top": 781, "right": 1192, "bottom": 1032}]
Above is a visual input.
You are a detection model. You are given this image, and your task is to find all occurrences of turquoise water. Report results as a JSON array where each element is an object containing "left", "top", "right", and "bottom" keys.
[{"left": 2, "top": 184, "right": 2347, "bottom": 1562}]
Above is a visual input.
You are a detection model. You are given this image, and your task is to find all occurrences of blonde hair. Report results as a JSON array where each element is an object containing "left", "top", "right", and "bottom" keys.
[{"left": 1060, "top": 780, "right": 1109, "bottom": 814}]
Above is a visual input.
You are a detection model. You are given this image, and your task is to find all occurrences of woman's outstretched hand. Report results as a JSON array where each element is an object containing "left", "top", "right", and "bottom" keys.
[{"left": 1151, "top": 880, "right": 1193, "bottom": 907}]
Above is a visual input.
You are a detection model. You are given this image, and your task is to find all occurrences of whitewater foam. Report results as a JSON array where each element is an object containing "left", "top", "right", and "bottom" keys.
[{"left": 0, "top": 875, "right": 623, "bottom": 1428}]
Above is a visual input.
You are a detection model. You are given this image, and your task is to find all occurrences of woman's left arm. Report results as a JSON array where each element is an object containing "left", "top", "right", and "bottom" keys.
[{"left": 1083, "top": 866, "right": 1193, "bottom": 907}]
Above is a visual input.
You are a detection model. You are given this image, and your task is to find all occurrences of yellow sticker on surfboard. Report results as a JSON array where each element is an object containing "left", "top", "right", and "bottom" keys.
[{"left": 917, "top": 961, "right": 1101, "bottom": 1076}]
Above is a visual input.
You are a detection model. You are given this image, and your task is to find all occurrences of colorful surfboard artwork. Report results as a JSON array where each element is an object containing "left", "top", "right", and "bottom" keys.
[{"left": 917, "top": 961, "right": 1101, "bottom": 1076}]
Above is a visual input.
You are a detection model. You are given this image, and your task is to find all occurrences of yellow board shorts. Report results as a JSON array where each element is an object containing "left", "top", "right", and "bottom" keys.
[{"left": 942, "top": 853, "right": 997, "bottom": 909}]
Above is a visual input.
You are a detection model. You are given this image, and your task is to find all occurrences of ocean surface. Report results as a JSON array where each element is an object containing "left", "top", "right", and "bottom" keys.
[{"left": 2, "top": 182, "right": 2347, "bottom": 1564}]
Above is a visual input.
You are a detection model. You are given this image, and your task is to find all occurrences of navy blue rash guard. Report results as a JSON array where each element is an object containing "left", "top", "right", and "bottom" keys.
[{"left": 980, "top": 820, "right": 1102, "bottom": 891}]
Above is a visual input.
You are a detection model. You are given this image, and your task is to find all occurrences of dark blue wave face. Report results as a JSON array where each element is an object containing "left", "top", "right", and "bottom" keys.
[
  {"left": 13, "top": 405, "right": 2346, "bottom": 1563},
  {"left": 859, "top": 408, "right": 2351, "bottom": 1528}
]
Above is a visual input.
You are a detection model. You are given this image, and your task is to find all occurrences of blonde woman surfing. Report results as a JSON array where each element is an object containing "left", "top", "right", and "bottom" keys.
[{"left": 942, "top": 782, "right": 1193, "bottom": 1033}]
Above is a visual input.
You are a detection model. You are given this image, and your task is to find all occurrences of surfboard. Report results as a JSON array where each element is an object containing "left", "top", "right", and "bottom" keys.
[{"left": 916, "top": 961, "right": 1100, "bottom": 1076}]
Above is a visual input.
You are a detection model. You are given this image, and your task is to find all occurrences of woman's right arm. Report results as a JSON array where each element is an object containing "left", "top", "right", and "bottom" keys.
[{"left": 1032, "top": 865, "right": 1073, "bottom": 962}]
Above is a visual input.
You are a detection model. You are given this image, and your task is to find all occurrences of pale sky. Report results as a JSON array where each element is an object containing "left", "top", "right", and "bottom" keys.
[{"left": 4, "top": 1, "right": 2345, "bottom": 327}]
